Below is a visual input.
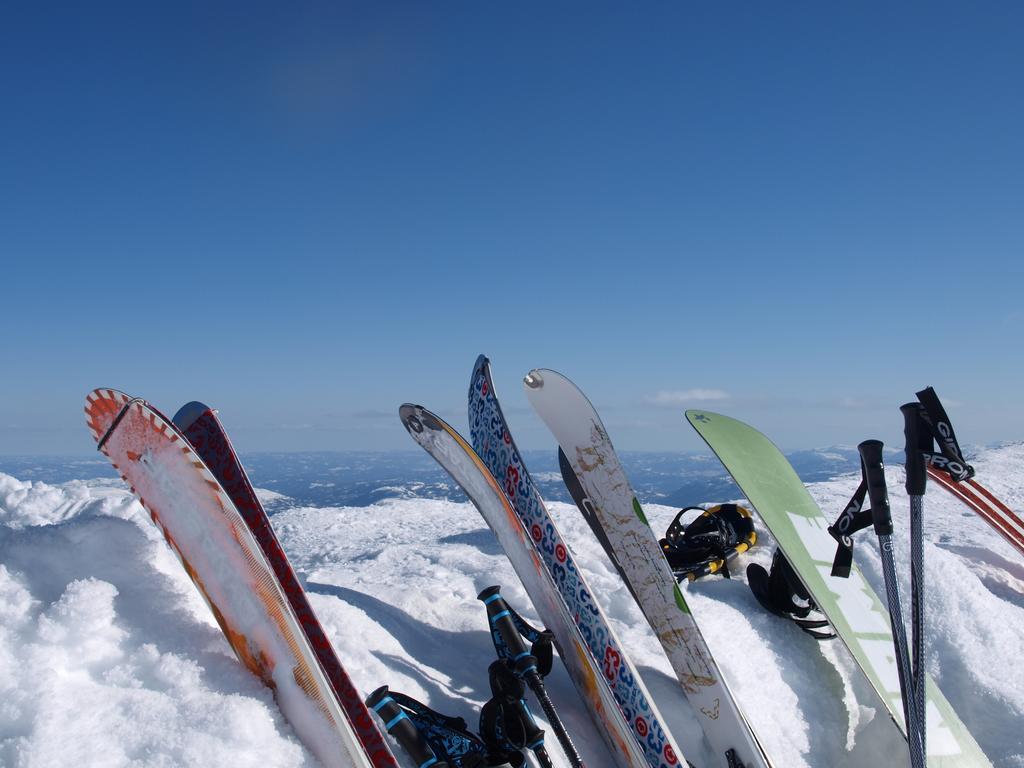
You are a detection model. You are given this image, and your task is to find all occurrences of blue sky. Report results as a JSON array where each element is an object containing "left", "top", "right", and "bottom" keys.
[{"left": 2, "top": 3, "right": 1021, "bottom": 455}]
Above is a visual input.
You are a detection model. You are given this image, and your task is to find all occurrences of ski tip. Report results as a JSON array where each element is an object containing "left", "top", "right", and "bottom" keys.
[
  {"left": 398, "top": 403, "right": 421, "bottom": 431},
  {"left": 685, "top": 409, "right": 723, "bottom": 424},
  {"left": 523, "top": 368, "right": 577, "bottom": 392},
  {"left": 85, "top": 388, "right": 132, "bottom": 408},
  {"left": 172, "top": 401, "right": 213, "bottom": 432},
  {"left": 469, "top": 354, "right": 492, "bottom": 400},
  {"left": 472, "top": 354, "right": 496, "bottom": 386},
  {"left": 399, "top": 404, "right": 444, "bottom": 436},
  {"left": 472, "top": 353, "right": 489, "bottom": 374},
  {"left": 84, "top": 389, "right": 135, "bottom": 444}
]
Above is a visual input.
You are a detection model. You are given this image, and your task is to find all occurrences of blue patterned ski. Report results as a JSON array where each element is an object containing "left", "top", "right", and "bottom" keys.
[{"left": 469, "top": 355, "right": 684, "bottom": 768}]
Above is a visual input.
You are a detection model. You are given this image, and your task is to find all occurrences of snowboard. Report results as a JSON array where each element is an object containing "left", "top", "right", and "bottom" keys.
[
  {"left": 85, "top": 389, "right": 393, "bottom": 768},
  {"left": 468, "top": 356, "right": 685, "bottom": 768},
  {"left": 525, "top": 369, "right": 771, "bottom": 768},
  {"left": 686, "top": 410, "right": 991, "bottom": 768},
  {"left": 171, "top": 402, "right": 397, "bottom": 765}
]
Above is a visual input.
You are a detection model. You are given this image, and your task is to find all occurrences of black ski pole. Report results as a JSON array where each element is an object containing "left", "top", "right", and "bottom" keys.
[
  {"left": 901, "top": 403, "right": 930, "bottom": 760},
  {"left": 859, "top": 440, "right": 924, "bottom": 768},
  {"left": 366, "top": 686, "right": 450, "bottom": 768},
  {"left": 478, "top": 586, "right": 585, "bottom": 768},
  {"left": 510, "top": 693, "right": 555, "bottom": 768}
]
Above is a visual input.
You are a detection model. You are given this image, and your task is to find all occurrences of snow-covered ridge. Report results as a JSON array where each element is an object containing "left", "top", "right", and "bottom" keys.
[
  {"left": 0, "top": 474, "right": 136, "bottom": 529},
  {"left": 0, "top": 445, "right": 1021, "bottom": 767}
]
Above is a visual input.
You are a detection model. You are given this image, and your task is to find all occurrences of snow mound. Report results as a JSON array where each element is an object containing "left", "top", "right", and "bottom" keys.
[
  {"left": 0, "top": 444, "right": 1021, "bottom": 768},
  {"left": 0, "top": 473, "right": 319, "bottom": 768},
  {"left": 0, "top": 474, "right": 137, "bottom": 529}
]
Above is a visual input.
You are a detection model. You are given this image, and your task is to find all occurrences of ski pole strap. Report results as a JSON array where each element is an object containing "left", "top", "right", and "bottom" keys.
[
  {"left": 827, "top": 477, "right": 873, "bottom": 578},
  {"left": 478, "top": 586, "right": 553, "bottom": 678},
  {"left": 366, "top": 686, "right": 450, "bottom": 768},
  {"left": 479, "top": 660, "right": 546, "bottom": 764},
  {"left": 916, "top": 386, "right": 975, "bottom": 482},
  {"left": 828, "top": 442, "right": 893, "bottom": 577},
  {"left": 515, "top": 623, "right": 553, "bottom": 679},
  {"left": 367, "top": 687, "right": 490, "bottom": 768}
]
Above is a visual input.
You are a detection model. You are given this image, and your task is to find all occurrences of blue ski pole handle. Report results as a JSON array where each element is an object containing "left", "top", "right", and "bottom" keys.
[
  {"left": 517, "top": 700, "right": 556, "bottom": 768},
  {"left": 478, "top": 587, "right": 585, "bottom": 768},
  {"left": 478, "top": 586, "right": 538, "bottom": 675},
  {"left": 516, "top": 699, "right": 548, "bottom": 752},
  {"left": 859, "top": 440, "right": 893, "bottom": 536},
  {"left": 366, "top": 687, "right": 448, "bottom": 768},
  {"left": 901, "top": 404, "right": 929, "bottom": 496}
]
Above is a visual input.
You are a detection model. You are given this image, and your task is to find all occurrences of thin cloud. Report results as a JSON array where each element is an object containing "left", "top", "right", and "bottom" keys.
[
  {"left": 837, "top": 397, "right": 866, "bottom": 409},
  {"left": 646, "top": 389, "right": 730, "bottom": 407},
  {"left": 353, "top": 409, "right": 394, "bottom": 420}
]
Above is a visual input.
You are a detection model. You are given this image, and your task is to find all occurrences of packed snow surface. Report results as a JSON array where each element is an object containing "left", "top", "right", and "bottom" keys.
[{"left": 1, "top": 445, "right": 1022, "bottom": 768}]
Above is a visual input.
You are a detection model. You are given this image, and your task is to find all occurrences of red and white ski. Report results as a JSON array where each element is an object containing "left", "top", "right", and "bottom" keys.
[
  {"left": 85, "top": 390, "right": 396, "bottom": 768},
  {"left": 926, "top": 467, "right": 1024, "bottom": 556}
]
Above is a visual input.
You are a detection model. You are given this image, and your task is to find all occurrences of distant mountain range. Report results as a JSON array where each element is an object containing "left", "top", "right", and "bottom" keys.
[{"left": 0, "top": 447, "right": 868, "bottom": 510}]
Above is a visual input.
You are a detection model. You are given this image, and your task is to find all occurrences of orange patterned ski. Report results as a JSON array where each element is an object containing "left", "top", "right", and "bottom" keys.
[{"left": 85, "top": 389, "right": 392, "bottom": 768}]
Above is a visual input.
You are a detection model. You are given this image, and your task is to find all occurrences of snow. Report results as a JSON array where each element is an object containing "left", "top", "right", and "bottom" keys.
[{"left": 0, "top": 446, "right": 1022, "bottom": 768}]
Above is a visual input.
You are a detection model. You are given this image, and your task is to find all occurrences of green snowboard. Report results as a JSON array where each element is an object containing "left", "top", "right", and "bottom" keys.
[{"left": 687, "top": 410, "right": 991, "bottom": 768}]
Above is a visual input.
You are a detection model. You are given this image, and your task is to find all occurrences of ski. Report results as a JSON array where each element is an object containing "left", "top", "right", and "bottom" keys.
[
  {"left": 171, "top": 402, "right": 398, "bottom": 765},
  {"left": 686, "top": 409, "right": 992, "bottom": 767},
  {"left": 85, "top": 390, "right": 394, "bottom": 768},
  {"left": 557, "top": 446, "right": 639, "bottom": 604},
  {"left": 468, "top": 356, "right": 685, "bottom": 768},
  {"left": 907, "top": 386, "right": 1024, "bottom": 558},
  {"left": 925, "top": 468, "right": 1024, "bottom": 556},
  {"left": 525, "top": 368, "right": 770, "bottom": 768},
  {"left": 400, "top": 403, "right": 687, "bottom": 768}
]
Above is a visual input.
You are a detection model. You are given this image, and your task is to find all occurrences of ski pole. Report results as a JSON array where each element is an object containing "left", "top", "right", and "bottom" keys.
[
  {"left": 512, "top": 695, "right": 555, "bottom": 768},
  {"left": 859, "top": 440, "right": 924, "bottom": 768},
  {"left": 901, "top": 403, "right": 930, "bottom": 760},
  {"left": 366, "top": 686, "right": 449, "bottom": 768},
  {"left": 478, "top": 586, "right": 584, "bottom": 768}
]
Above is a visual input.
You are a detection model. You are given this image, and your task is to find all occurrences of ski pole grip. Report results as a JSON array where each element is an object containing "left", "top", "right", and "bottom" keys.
[
  {"left": 366, "top": 686, "right": 445, "bottom": 768},
  {"left": 515, "top": 699, "right": 547, "bottom": 750},
  {"left": 859, "top": 440, "right": 893, "bottom": 536},
  {"left": 478, "top": 586, "right": 538, "bottom": 676},
  {"left": 901, "top": 403, "right": 928, "bottom": 496}
]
